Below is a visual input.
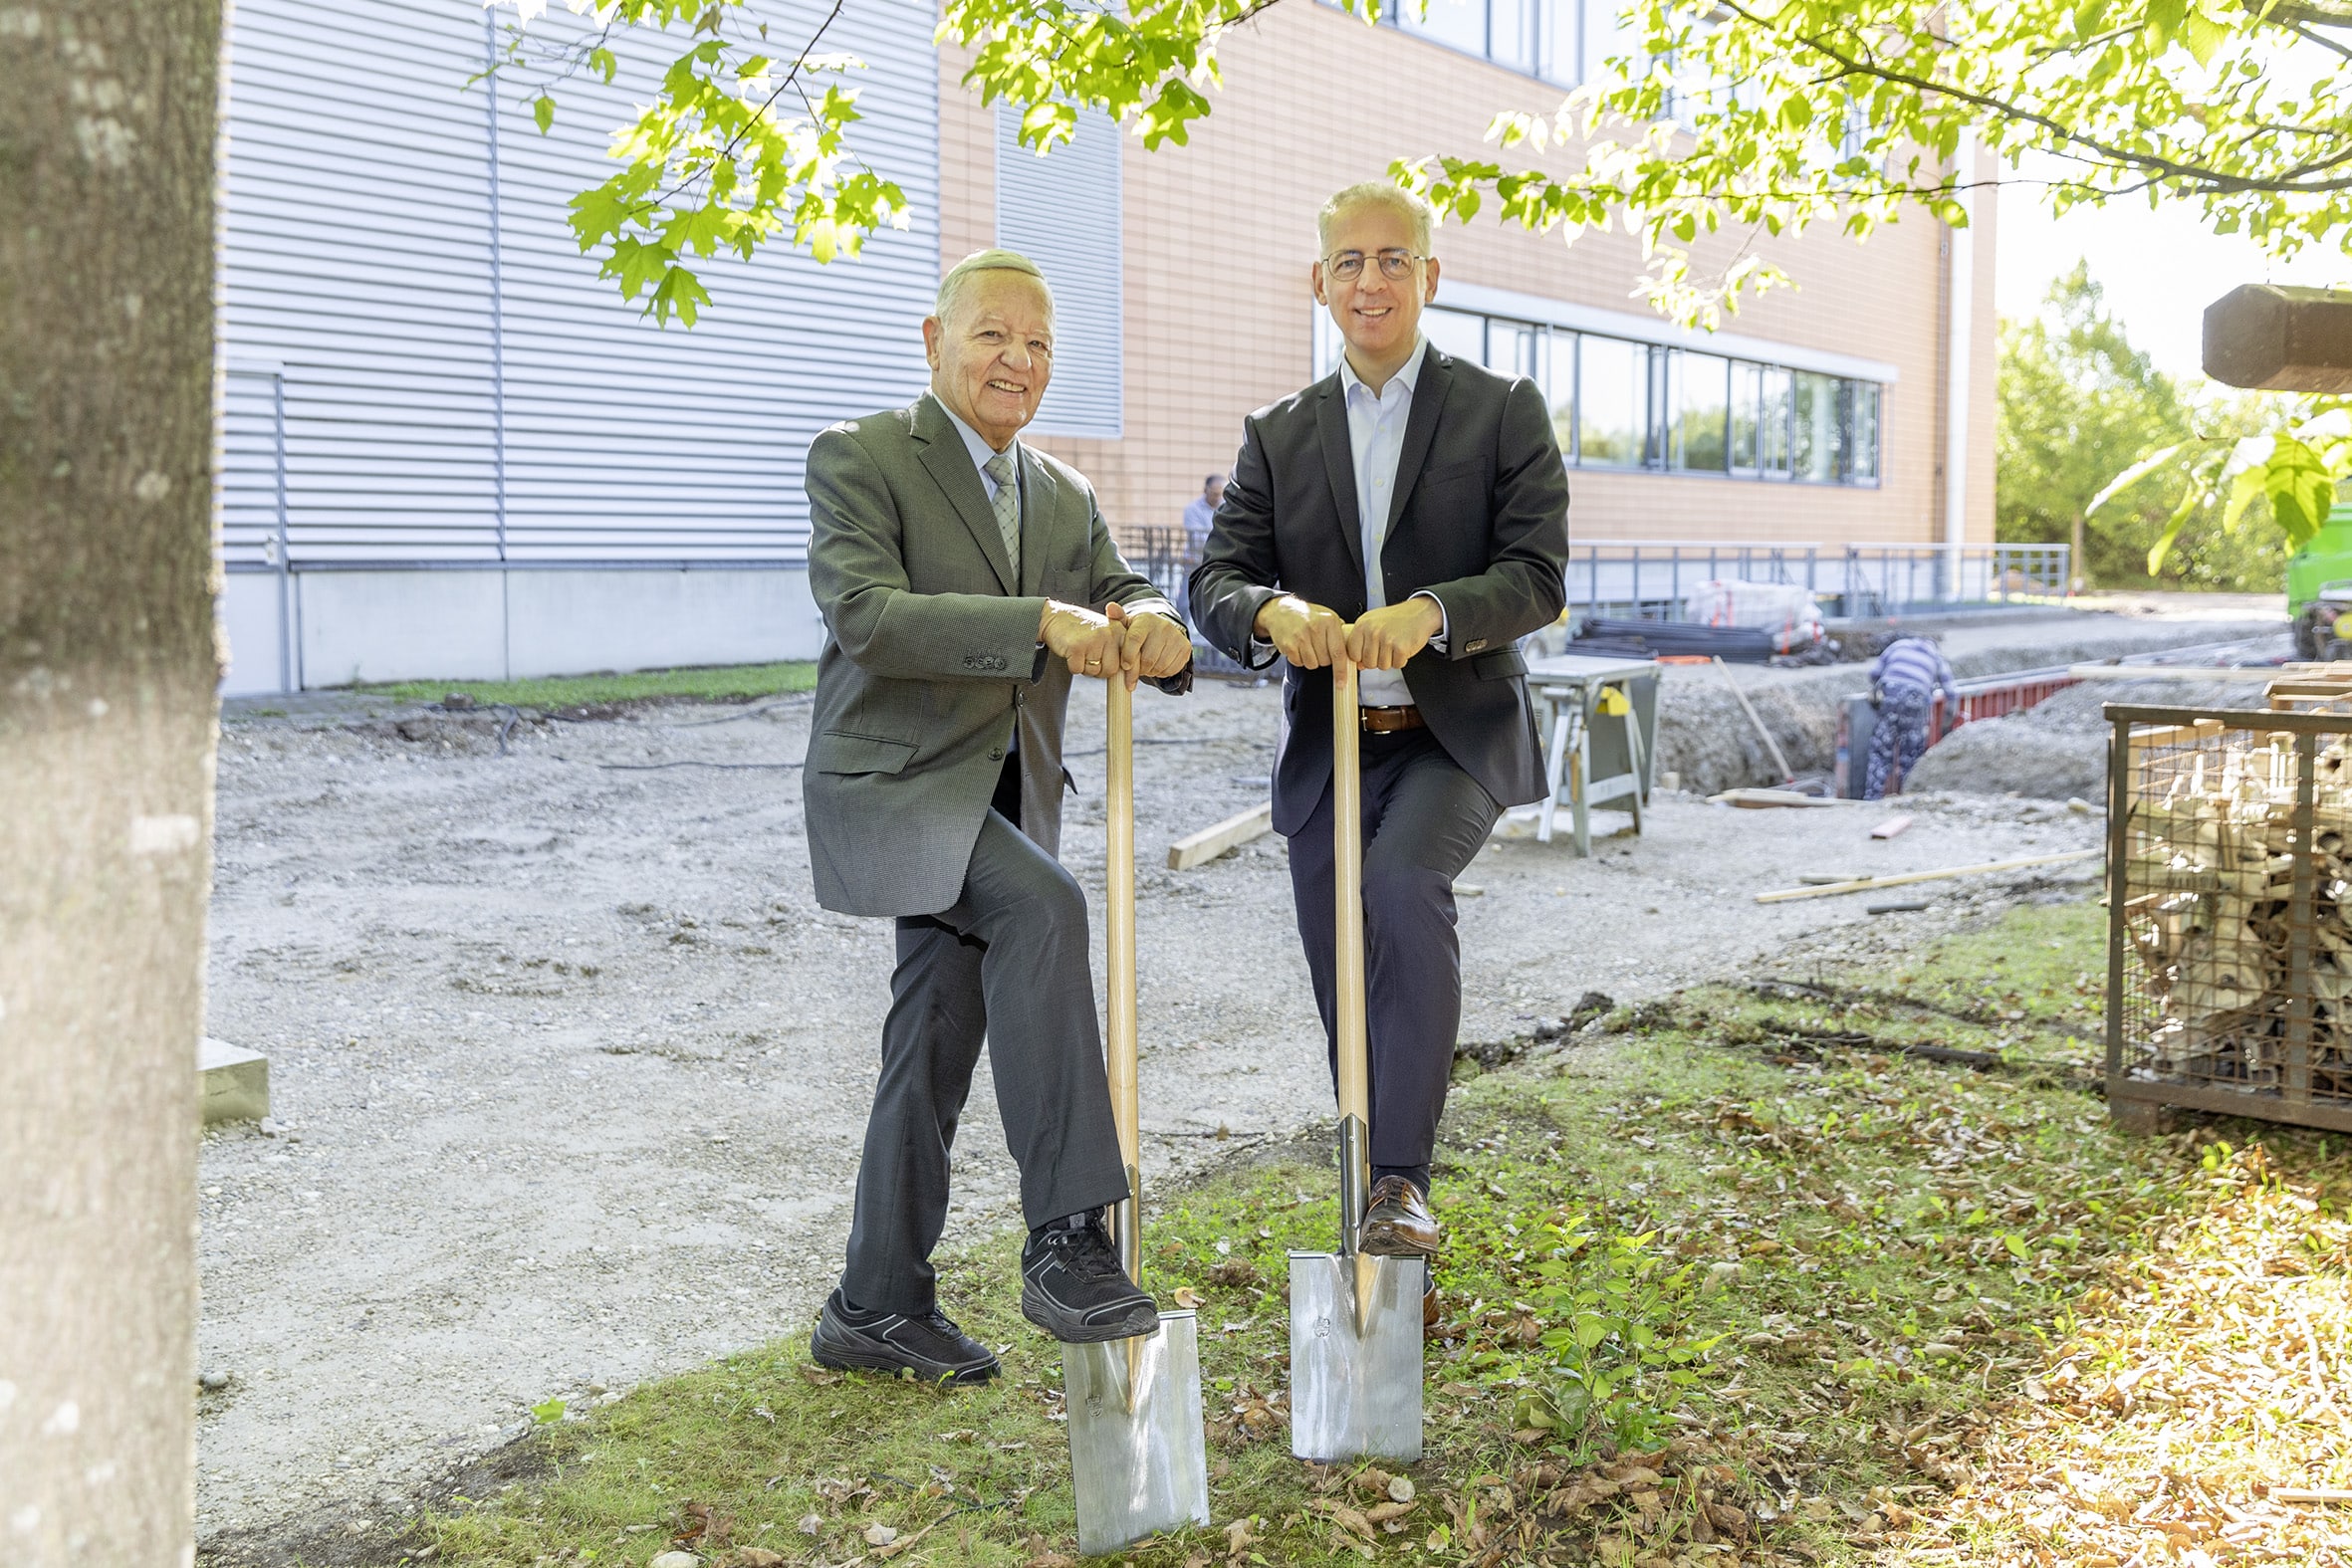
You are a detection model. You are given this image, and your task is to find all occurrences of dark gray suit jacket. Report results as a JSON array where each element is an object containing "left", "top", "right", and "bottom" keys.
[
  {"left": 804, "top": 393, "right": 1187, "bottom": 916},
  {"left": 1188, "top": 349, "right": 1569, "bottom": 836}
]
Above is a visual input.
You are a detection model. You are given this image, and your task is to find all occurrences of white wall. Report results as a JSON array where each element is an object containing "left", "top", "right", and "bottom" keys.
[{"left": 217, "top": 567, "right": 825, "bottom": 692}]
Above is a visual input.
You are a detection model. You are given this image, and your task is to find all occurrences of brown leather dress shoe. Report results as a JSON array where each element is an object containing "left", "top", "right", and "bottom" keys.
[{"left": 1359, "top": 1175, "right": 1442, "bottom": 1257}]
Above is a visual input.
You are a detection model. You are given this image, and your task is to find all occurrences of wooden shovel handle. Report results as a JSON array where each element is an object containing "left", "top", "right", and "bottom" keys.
[
  {"left": 1105, "top": 677, "right": 1142, "bottom": 1279},
  {"left": 1332, "top": 662, "right": 1367, "bottom": 1128}
]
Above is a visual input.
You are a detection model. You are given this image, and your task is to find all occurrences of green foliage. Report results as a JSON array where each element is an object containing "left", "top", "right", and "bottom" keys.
[
  {"left": 523, "top": 0, "right": 2352, "bottom": 331},
  {"left": 491, "top": 0, "right": 907, "bottom": 324},
  {"left": 1520, "top": 1220, "right": 1723, "bottom": 1451},
  {"left": 1997, "top": 265, "right": 2202, "bottom": 588},
  {"left": 2093, "top": 399, "right": 2352, "bottom": 574}
]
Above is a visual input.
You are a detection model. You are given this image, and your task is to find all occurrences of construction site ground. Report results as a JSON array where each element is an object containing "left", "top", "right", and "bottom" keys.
[{"left": 193, "top": 599, "right": 2276, "bottom": 1550}]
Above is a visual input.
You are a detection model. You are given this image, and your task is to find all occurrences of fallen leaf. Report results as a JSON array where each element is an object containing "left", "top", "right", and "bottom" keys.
[
  {"left": 797, "top": 1512, "right": 823, "bottom": 1536},
  {"left": 797, "top": 1363, "right": 843, "bottom": 1387},
  {"left": 734, "top": 1550, "right": 787, "bottom": 1568},
  {"left": 863, "top": 1522, "right": 898, "bottom": 1547}
]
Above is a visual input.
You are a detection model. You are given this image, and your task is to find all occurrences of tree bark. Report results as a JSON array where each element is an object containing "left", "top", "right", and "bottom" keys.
[{"left": 1, "top": 1, "right": 221, "bottom": 1564}]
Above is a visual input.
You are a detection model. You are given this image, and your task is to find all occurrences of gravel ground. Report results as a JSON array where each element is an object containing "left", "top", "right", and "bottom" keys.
[{"left": 194, "top": 669, "right": 2119, "bottom": 1551}]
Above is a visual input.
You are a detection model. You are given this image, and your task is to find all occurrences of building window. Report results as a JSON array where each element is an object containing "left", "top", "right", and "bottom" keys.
[
  {"left": 1366, "top": 0, "right": 1618, "bottom": 86},
  {"left": 1576, "top": 335, "right": 1647, "bottom": 468},
  {"left": 1313, "top": 303, "right": 1883, "bottom": 486}
]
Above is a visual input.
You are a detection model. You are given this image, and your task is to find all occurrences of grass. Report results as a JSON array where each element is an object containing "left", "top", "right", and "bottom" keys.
[
  {"left": 400, "top": 899, "right": 2352, "bottom": 1568},
  {"left": 360, "top": 663, "right": 817, "bottom": 711}
]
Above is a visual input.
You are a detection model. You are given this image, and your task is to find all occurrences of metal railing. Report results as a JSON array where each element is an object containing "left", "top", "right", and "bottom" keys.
[{"left": 1562, "top": 541, "right": 2072, "bottom": 623}]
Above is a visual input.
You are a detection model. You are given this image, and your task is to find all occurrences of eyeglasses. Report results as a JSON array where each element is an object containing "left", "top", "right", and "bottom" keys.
[{"left": 1322, "top": 248, "right": 1426, "bottom": 282}]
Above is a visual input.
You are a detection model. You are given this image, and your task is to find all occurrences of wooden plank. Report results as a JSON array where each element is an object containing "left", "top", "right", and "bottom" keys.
[
  {"left": 1166, "top": 800, "right": 1274, "bottom": 870},
  {"left": 1755, "top": 847, "right": 2102, "bottom": 904},
  {"left": 1710, "top": 787, "right": 1845, "bottom": 808},
  {"left": 1870, "top": 815, "right": 1913, "bottom": 839}
]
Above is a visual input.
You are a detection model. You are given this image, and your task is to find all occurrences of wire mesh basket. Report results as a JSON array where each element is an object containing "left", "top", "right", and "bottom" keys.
[{"left": 2107, "top": 704, "right": 2352, "bottom": 1132}]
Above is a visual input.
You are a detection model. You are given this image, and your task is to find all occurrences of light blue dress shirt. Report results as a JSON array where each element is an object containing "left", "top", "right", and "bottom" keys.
[
  {"left": 930, "top": 390, "right": 1020, "bottom": 515},
  {"left": 1336, "top": 337, "right": 1447, "bottom": 707}
]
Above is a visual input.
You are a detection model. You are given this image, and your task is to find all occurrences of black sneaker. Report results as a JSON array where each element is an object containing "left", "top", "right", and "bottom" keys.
[
  {"left": 1020, "top": 1212, "right": 1160, "bottom": 1344},
  {"left": 809, "top": 1289, "right": 999, "bottom": 1385}
]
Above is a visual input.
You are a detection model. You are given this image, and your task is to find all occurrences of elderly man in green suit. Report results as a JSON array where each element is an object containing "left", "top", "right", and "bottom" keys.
[{"left": 802, "top": 249, "right": 1194, "bottom": 1385}]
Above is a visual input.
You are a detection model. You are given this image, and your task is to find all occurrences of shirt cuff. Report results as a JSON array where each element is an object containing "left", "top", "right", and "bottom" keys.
[{"left": 1411, "top": 589, "right": 1449, "bottom": 653}]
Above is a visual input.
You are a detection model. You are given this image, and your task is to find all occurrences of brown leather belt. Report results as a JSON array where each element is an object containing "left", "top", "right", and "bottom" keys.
[{"left": 1359, "top": 705, "right": 1426, "bottom": 733}]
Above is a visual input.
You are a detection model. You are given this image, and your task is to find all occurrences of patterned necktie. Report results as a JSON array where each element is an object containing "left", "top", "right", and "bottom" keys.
[{"left": 983, "top": 449, "right": 1021, "bottom": 579}]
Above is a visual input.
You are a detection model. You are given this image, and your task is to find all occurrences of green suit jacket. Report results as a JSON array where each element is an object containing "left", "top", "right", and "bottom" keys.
[{"left": 803, "top": 392, "right": 1189, "bottom": 916}]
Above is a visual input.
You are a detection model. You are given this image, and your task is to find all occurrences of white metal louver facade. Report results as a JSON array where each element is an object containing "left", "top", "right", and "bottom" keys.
[
  {"left": 213, "top": 0, "right": 941, "bottom": 690},
  {"left": 993, "top": 105, "right": 1123, "bottom": 440}
]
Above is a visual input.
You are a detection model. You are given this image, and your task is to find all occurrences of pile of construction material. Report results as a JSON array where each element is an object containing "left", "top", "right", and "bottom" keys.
[{"left": 2122, "top": 722, "right": 2352, "bottom": 1104}]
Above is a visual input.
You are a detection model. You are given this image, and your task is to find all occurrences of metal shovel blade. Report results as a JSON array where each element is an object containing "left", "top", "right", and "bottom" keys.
[
  {"left": 1288, "top": 1251, "right": 1424, "bottom": 1462},
  {"left": 1063, "top": 1312, "right": 1211, "bottom": 1556}
]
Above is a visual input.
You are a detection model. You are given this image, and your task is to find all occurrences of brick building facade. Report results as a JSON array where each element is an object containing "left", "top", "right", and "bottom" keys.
[{"left": 940, "top": 2, "right": 1997, "bottom": 553}]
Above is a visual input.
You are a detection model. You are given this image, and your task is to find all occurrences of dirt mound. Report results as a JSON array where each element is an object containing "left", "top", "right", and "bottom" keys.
[{"left": 1904, "top": 678, "right": 2236, "bottom": 798}]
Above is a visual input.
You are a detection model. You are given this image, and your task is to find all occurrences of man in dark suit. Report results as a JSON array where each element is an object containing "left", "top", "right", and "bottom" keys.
[
  {"left": 1190, "top": 183, "right": 1568, "bottom": 1282},
  {"left": 803, "top": 249, "right": 1193, "bottom": 1385}
]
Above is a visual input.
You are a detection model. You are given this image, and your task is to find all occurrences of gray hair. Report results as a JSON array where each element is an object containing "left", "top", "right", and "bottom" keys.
[
  {"left": 1315, "top": 180, "right": 1435, "bottom": 257},
  {"left": 934, "top": 248, "right": 1053, "bottom": 328}
]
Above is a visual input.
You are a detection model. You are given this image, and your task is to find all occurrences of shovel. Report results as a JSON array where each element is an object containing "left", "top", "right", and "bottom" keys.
[
  {"left": 1063, "top": 675, "right": 1212, "bottom": 1557},
  {"left": 1290, "top": 660, "right": 1424, "bottom": 1463}
]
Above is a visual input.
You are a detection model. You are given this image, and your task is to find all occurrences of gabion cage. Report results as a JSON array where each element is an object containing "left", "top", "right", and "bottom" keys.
[{"left": 2107, "top": 704, "right": 2352, "bottom": 1132}]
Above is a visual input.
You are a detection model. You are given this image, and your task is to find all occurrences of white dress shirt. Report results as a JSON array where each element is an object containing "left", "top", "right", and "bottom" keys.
[
  {"left": 1337, "top": 338, "right": 1447, "bottom": 707},
  {"left": 931, "top": 390, "right": 1020, "bottom": 514}
]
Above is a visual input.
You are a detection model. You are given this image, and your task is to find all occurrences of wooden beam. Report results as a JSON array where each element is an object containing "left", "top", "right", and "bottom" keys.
[
  {"left": 2205, "top": 283, "right": 2352, "bottom": 394},
  {"left": 1166, "top": 800, "right": 1275, "bottom": 870},
  {"left": 1755, "top": 846, "right": 2102, "bottom": 903}
]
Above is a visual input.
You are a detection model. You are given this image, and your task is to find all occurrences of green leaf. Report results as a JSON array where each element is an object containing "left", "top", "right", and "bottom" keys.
[
  {"left": 2147, "top": 490, "right": 2201, "bottom": 574},
  {"left": 2001, "top": 1232, "right": 2031, "bottom": 1260},
  {"left": 533, "top": 94, "right": 556, "bottom": 135},
  {"left": 532, "top": 1397, "right": 567, "bottom": 1425}
]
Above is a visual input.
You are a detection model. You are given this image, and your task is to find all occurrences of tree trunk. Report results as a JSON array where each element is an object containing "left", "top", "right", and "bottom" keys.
[{"left": 0, "top": 2, "right": 221, "bottom": 1564}]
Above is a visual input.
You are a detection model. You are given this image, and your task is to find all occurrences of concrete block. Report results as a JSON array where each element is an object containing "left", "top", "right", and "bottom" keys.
[{"left": 200, "top": 1037, "right": 270, "bottom": 1124}]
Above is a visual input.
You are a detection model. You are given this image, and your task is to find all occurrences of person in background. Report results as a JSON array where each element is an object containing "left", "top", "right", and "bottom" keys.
[
  {"left": 1866, "top": 634, "right": 1959, "bottom": 799},
  {"left": 1183, "top": 473, "right": 1228, "bottom": 562}
]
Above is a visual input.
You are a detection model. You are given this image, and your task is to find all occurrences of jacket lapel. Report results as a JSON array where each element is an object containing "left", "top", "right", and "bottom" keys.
[
  {"left": 1312, "top": 375, "right": 1364, "bottom": 582},
  {"left": 1018, "top": 445, "right": 1058, "bottom": 597},
  {"left": 911, "top": 392, "right": 1017, "bottom": 594},
  {"left": 1386, "top": 350, "right": 1453, "bottom": 536}
]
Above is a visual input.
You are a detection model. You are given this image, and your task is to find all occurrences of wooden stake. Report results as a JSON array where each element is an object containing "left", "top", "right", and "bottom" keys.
[{"left": 1755, "top": 847, "right": 2102, "bottom": 903}]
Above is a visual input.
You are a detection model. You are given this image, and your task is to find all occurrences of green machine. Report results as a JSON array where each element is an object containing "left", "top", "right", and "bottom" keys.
[{"left": 2288, "top": 502, "right": 2352, "bottom": 660}]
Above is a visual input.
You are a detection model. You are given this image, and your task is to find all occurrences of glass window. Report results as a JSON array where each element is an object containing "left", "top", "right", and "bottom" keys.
[
  {"left": 1580, "top": 0, "right": 1629, "bottom": 81},
  {"left": 1728, "top": 360, "right": 1761, "bottom": 471},
  {"left": 1489, "top": 319, "right": 1540, "bottom": 378},
  {"left": 1538, "top": 0, "right": 1579, "bottom": 81},
  {"left": 1400, "top": 0, "right": 1489, "bottom": 57},
  {"left": 1543, "top": 332, "right": 1577, "bottom": 460},
  {"left": 1421, "top": 306, "right": 1487, "bottom": 366},
  {"left": 1577, "top": 336, "right": 1648, "bottom": 467},
  {"left": 1846, "top": 381, "right": 1880, "bottom": 482},
  {"left": 1758, "top": 366, "right": 1791, "bottom": 475},
  {"left": 1491, "top": 0, "right": 1537, "bottom": 71},
  {"left": 1670, "top": 350, "right": 1729, "bottom": 472},
  {"left": 1791, "top": 371, "right": 1839, "bottom": 483}
]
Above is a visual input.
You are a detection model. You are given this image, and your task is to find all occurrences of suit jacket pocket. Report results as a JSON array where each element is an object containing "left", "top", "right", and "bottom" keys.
[
  {"left": 1472, "top": 647, "right": 1529, "bottom": 681},
  {"left": 1421, "top": 457, "right": 1482, "bottom": 489},
  {"left": 811, "top": 730, "right": 919, "bottom": 776}
]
